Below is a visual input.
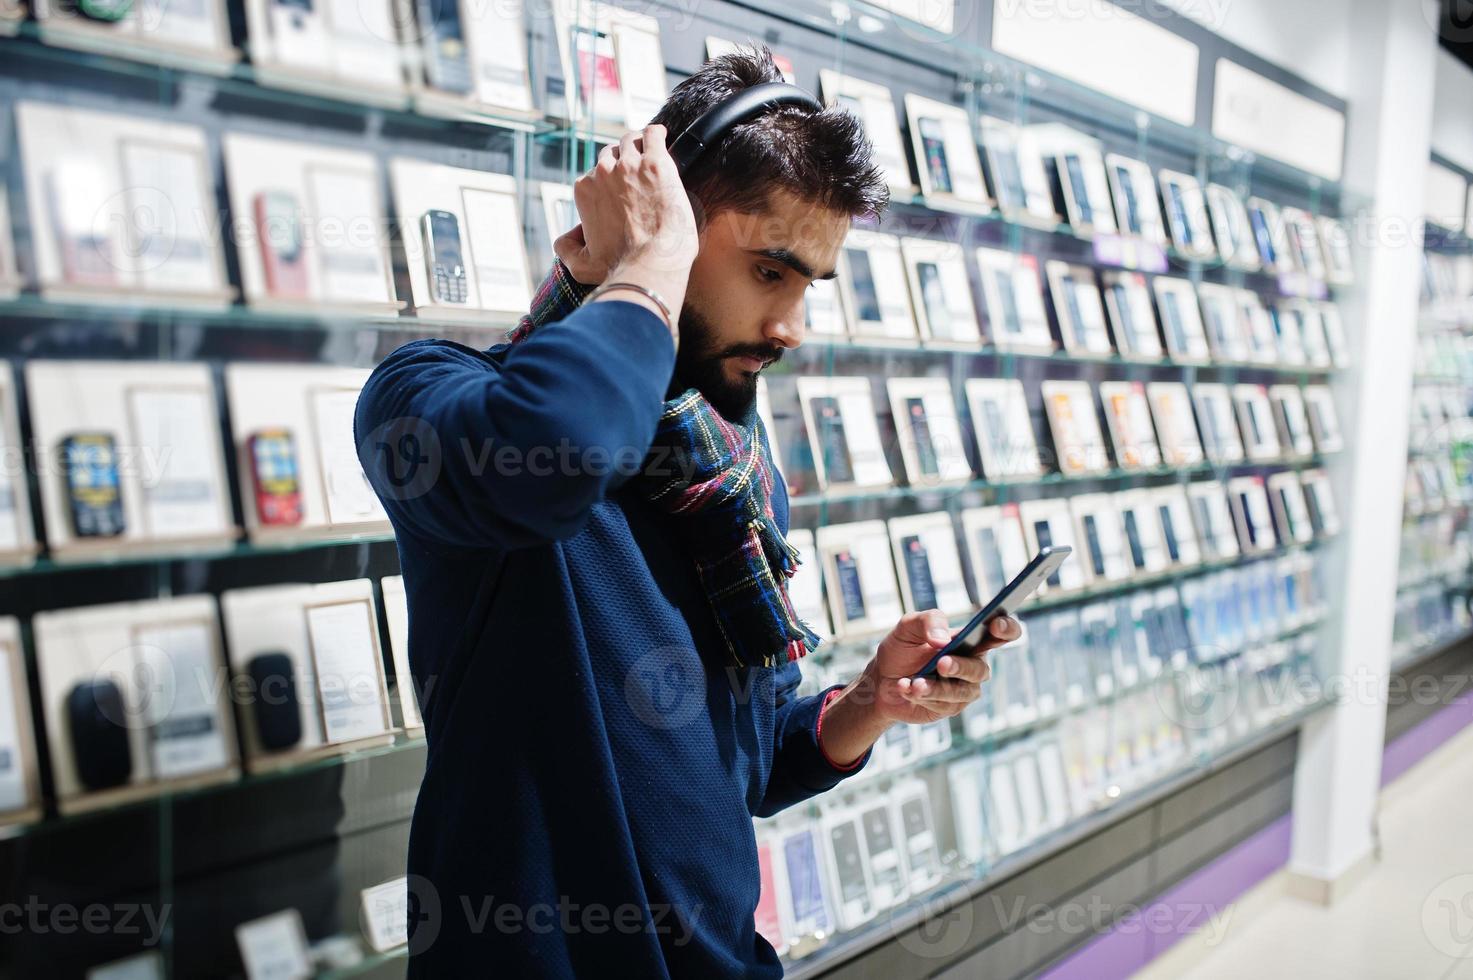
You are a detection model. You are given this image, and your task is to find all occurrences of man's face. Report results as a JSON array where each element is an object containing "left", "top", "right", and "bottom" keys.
[{"left": 675, "top": 189, "right": 850, "bottom": 421}]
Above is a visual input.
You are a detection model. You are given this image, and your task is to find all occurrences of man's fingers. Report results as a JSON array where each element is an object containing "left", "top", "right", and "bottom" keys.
[
  {"left": 905, "top": 676, "right": 981, "bottom": 704},
  {"left": 990, "top": 615, "right": 1023, "bottom": 642},
  {"left": 889, "top": 609, "right": 952, "bottom": 648},
  {"left": 618, "top": 130, "right": 642, "bottom": 169},
  {"left": 596, "top": 143, "right": 619, "bottom": 174},
  {"left": 933, "top": 651, "right": 990, "bottom": 684}
]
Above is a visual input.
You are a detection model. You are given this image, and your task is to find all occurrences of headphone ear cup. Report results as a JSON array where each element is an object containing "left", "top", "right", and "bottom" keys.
[{"left": 668, "top": 83, "right": 822, "bottom": 173}]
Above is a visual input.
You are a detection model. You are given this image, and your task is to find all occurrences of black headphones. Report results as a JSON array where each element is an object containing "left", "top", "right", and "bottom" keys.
[{"left": 667, "top": 82, "right": 824, "bottom": 172}]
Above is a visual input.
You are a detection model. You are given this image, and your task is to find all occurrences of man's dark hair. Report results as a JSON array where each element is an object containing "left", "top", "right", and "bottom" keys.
[{"left": 651, "top": 45, "right": 889, "bottom": 221}]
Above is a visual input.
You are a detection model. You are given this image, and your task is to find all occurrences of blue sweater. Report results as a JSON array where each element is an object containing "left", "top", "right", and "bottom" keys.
[{"left": 355, "top": 297, "right": 868, "bottom": 977}]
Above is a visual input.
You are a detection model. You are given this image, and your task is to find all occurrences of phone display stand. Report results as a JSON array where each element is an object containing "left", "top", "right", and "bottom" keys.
[
  {"left": 33, "top": 596, "right": 240, "bottom": 815},
  {"left": 222, "top": 580, "right": 395, "bottom": 773},
  {"left": 32, "top": 0, "right": 238, "bottom": 74},
  {"left": 15, "top": 102, "right": 238, "bottom": 311},
  {"left": 241, "top": 0, "right": 408, "bottom": 104},
  {"left": 404, "top": 0, "right": 540, "bottom": 125}
]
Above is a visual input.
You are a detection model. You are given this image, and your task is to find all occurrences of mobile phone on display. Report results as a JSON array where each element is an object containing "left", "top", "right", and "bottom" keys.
[
  {"left": 918, "top": 118, "right": 952, "bottom": 195},
  {"left": 900, "top": 535, "right": 938, "bottom": 612},
  {"left": 1112, "top": 165, "right": 1143, "bottom": 234},
  {"left": 905, "top": 398, "right": 939, "bottom": 476},
  {"left": 254, "top": 192, "right": 309, "bottom": 299},
  {"left": 916, "top": 262, "right": 951, "bottom": 338},
  {"left": 812, "top": 397, "right": 856, "bottom": 485},
  {"left": 422, "top": 210, "right": 469, "bottom": 304},
  {"left": 248, "top": 429, "right": 304, "bottom": 527},
  {"left": 1062, "top": 154, "right": 1094, "bottom": 224},
  {"left": 834, "top": 549, "right": 867, "bottom": 622},
  {"left": 914, "top": 546, "right": 1072, "bottom": 678},
  {"left": 62, "top": 433, "right": 125, "bottom": 538},
  {"left": 417, "top": 0, "right": 472, "bottom": 94}
]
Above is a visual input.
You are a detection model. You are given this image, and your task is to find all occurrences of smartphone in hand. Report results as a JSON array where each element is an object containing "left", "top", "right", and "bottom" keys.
[{"left": 913, "top": 546, "right": 1072, "bottom": 679}]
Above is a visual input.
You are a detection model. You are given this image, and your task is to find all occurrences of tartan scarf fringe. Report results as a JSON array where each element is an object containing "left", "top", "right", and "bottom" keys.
[{"left": 510, "top": 260, "right": 821, "bottom": 669}]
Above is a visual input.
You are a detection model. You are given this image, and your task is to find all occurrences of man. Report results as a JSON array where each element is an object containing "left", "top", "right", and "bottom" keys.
[{"left": 356, "top": 47, "right": 1021, "bottom": 977}]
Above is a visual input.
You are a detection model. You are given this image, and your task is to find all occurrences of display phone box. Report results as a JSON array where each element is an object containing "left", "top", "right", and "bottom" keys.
[
  {"left": 1152, "top": 277, "right": 1211, "bottom": 363},
  {"left": 1197, "top": 283, "right": 1250, "bottom": 363},
  {"left": 1267, "top": 472, "right": 1315, "bottom": 546},
  {"left": 1157, "top": 169, "right": 1217, "bottom": 261},
  {"left": 1190, "top": 383, "right": 1246, "bottom": 464},
  {"left": 26, "top": 360, "right": 235, "bottom": 561},
  {"left": 815, "top": 521, "right": 903, "bottom": 638},
  {"left": 1227, "top": 476, "right": 1277, "bottom": 554},
  {"left": 223, "top": 133, "right": 401, "bottom": 314},
  {"left": 885, "top": 512, "right": 971, "bottom": 617},
  {"left": 1103, "top": 153, "right": 1167, "bottom": 247},
  {"left": 836, "top": 230, "right": 919, "bottom": 345},
  {"left": 903, "top": 93, "right": 990, "bottom": 211},
  {"left": 223, "top": 579, "right": 394, "bottom": 772},
  {"left": 1069, "top": 493, "right": 1129, "bottom": 583},
  {"left": 1036, "top": 128, "right": 1115, "bottom": 238},
  {"left": 960, "top": 503, "right": 1032, "bottom": 606},
  {"left": 1045, "top": 260, "right": 1113, "bottom": 356},
  {"left": 1232, "top": 384, "right": 1283, "bottom": 461},
  {"left": 33, "top": 595, "right": 239, "bottom": 814},
  {"left": 389, "top": 159, "right": 533, "bottom": 317},
  {"left": 854, "top": 794, "right": 908, "bottom": 910},
  {"left": 1040, "top": 379, "right": 1109, "bottom": 476},
  {"left": 990, "top": 627, "right": 1038, "bottom": 728},
  {"left": 1018, "top": 497, "right": 1088, "bottom": 592},
  {"left": 899, "top": 237, "right": 982, "bottom": 347},
  {"left": 1317, "top": 215, "right": 1355, "bottom": 285},
  {"left": 0, "top": 188, "right": 20, "bottom": 298},
  {"left": 16, "top": 101, "right": 234, "bottom": 308},
  {"left": 1299, "top": 469, "right": 1341, "bottom": 537},
  {"left": 225, "top": 363, "right": 390, "bottom": 543},
  {"left": 1268, "top": 384, "right": 1316, "bottom": 458},
  {"left": 1246, "top": 197, "right": 1294, "bottom": 275},
  {"left": 380, "top": 576, "right": 423, "bottom": 733},
  {"left": 818, "top": 806, "right": 877, "bottom": 931},
  {"left": 0, "top": 617, "right": 43, "bottom": 825},
  {"left": 1145, "top": 381, "right": 1204, "bottom": 467},
  {"left": 795, "top": 376, "right": 895, "bottom": 492},
  {"left": 772, "top": 818, "right": 834, "bottom": 952},
  {"left": 947, "top": 758, "right": 995, "bottom": 866},
  {"left": 0, "top": 363, "right": 38, "bottom": 567},
  {"left": 979, "top": 116, "right": 1059, "bottom": 228},
  {"left": 964, "top": 378, "right": 1044, "bottom": 480},
  {"left": 751, "top": 826, "right": 790, "bottom": 957},
  {"left": 889, "top": 779, "right": 943, "bottom": 892},
  {"left": 818, "top": 70, "right": 915, "bottom": 197},
  {"left": 1268, "top": 304, "right": 1309, "bottom": 366},
  {"left": 1100, "top": 271, "right": 1164, "bottom": 361},
  {"left": 884, "top": 377, "right": 971, "bottom": 487},
  {"left": 1302, "top": 385, "right": 1344, "bottom": 453},
  {"left": 981, "top": 752, "right": 1024, "bottom": 854},
  {"left": 1151, "top": 485, "right": 1202, "bottom": 567},
  {"left": 1205, "top": 183, "right": 1261, "bottom": 272},
  {"left": 975, "top": 247, "right": 1054, "bottom": 353},
  {"left": 1098, "top": 381, "right": 1162, "bottom": 471},
  {"left": 1113, "top": 489, "right": 1169, "bottom": 575},
  {"left": 407, "top": 0, "right": 537, "bottom": 117},
  {"left": 1236, "top": 290, "right": 1280, "bottom": 365}
]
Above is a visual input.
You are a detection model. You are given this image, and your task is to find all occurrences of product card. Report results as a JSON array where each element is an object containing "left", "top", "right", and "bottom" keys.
[
  {"left": 900, "top": 238, "right": 981, "bottom": 344},
  {"left": 1102, "top": 272, "right": 1162, "bottom": 359},
  {"left": 886, "top": 379, "right": 971, "bottom": 486},
  {"left": 1056, "top": 145, "right": 1116, "bottom": 236},
  {"left": 128, "top": 388, "right": 227, "bottom": 539},
  {"left": 135, "top": 622, "right": 229, "bottom": 780},
  {"left": 1158, "top": 170, "right": 1216, "bottom": 259},
  {"left": 976, "top": 248, "right": 1053, "bottom": 352},
  {"left": 1206, "top": 184, "right": 1260, "bottom": 272},
  {"left": 1070, "top": 494, "right": 1129, "bottom": 582},
  {"left": 306, "top": 600, "right": 387, "bottom": 743},
  {"left": 1232, "top": 385, "right": 1282, "bottom": 460},
  {"left": 1041, "top": 380, "right": 1109, "bottom": 476},
  {"left": 1191, "top": 384, "right": 1245, "bottom": 464},
  {"left": 905, "top": 95, "right": 987, "bottom": 205},
  {"left": 461, "top": 188, "right": 532, "bottom": 313},
  {"left": 840, "top": 234, "right": 916, "bottom": 343},
  {"left": 780, "top": 824, "right": 831, "bottom": 937},
  {"left": 797, "top": 378, "right": 894, "bottom": 490},
  {"left": 310, "top": 388, "right": 387, "bottom": 526},
  {"left": 816, "top": 522, "right": 904, "bottom": 637},
  {"left": 235, "top": 909, "right": 311, "bottom": 980},
  {"left": 1145, "top": 382, "right": 1204, "bottom": 467},
  {"left": 1105, "top": 154, "right": 1167, "bottom": 246},
  {"left": 965, "top": 378, "right": 1043, "bottom": 479},
  {"left": 961, "top": 504, "right": 1032, "bottom": 600},
  {"left": 1153, "top": 278, "right": 1211, "bottom": 362},
  {"left": 119, "top": 141, "right": 218, "bottom": 295},
  {"left": 1045, "top": 261, "right": 1112, "bottom": 355},
  {"left": 1098, "top": 381, "right": 1161, "bottom": 470},
  {"left": 306, "top": 167, "right": 390, "bottom": 303},
  {"left": 360, "top": 877, "right": 410, "bottom": 952}
]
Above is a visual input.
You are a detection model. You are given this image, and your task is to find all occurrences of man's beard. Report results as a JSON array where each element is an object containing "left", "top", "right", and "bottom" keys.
[{"left": 673, "top": 302, "right": 785, "bottom": 422}]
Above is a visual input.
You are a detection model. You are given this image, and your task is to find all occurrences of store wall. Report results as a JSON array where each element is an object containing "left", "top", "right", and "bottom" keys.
[
  {"left": 1153, "top": 0, "right": 1354, "bottom": 98},
  {"left": 1432, "top": 48, "right": 1473, "bottom": 173}
]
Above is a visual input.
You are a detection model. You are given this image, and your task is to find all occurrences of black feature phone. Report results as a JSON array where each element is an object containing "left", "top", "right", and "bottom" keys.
[
  {"left": 67, "top": 680, "right": 132, "bottom": 791},
  {"left": 422, "top": 210, "right": 469, "bottom": 304},
  {"left": 248, "top": 652, "right": 303, "bottom": 752}
]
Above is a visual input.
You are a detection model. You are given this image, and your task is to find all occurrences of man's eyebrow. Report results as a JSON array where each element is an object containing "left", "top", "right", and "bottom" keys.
[{"left": 754, "top": 248, "right": 839, "bottom": 281}]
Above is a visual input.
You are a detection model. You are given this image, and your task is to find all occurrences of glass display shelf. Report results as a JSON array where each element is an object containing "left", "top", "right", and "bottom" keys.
[
  {"left": 808, "top": 539, "right": 1328, "bottom": 663},
  {"left": 0, "top": 24, "right": 547, "bottom": 136},
  {"left": 0, "top": 731, "right": 427, "bottom": 842},
  {"left": 0, "top": 531, "right": 398, "bottom": 581},
  {"left": 791, "top": 336, "right": 1340, "bottom": 378},
  {"left": 319, "top": 947, "right": 411, "bottom": 980},
  {"left": 781, "top": 685, "right": 1337, "bottom": 980},
  {"left": 1391, "top": 623, "right": 1473, "bottom": 674},
  {"left": 0, "top": 293, "right": 522, "bottom": 339},
  {"left": 788, "top": 456, "right": 1331, "bottom": 509}
]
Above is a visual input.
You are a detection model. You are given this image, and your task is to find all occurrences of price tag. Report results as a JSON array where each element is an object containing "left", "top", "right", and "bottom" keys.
[{"left": 360, "top": 877, "right": 410, "bottom": 953}]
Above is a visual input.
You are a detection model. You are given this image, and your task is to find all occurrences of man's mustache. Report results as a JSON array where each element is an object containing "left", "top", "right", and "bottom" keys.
[{"left": 717, "top": 344, "right": 785, "bottom": 367}]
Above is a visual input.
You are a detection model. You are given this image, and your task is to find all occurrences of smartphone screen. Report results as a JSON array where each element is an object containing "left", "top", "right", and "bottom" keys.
[
  {"left": 1064, "top": 154, "right": 1094, "bottom": 224},
  {"left": 901, "top": 534, "right": 938, "bottom": 612},
  {"left": 1123, "top": 511, "right": 1146, "bottom": 569},
  {"left": 916, "top": 262, "right": 951, "bottom": 338},
  {"left": 1158, "top": 505, "right": 1181, "bottom": 562},
  {"left": 830, "top": 822, "right": 869, "bottom": 904},
  {"left": 1167, "top": 183, "right": 1193, "bottom": 246},
  {"left": 844, "top": 248, "right": 883, "bottom": 323},
  {"left": 906, "top": 398, "right": 940, "bottom": 476},
  {"left": 63, "top": 434, "right": 124, "bottom": 538},
  {"left": 919, "top": 118, "right": 952, "bottom": 194},
  {"left": 783, "top": 830, "right": 829, "bottom": 930},
  {"left": 812, "top": 397, "right": 856, "bottom": 485},
  {"left": 1113, "top": 165, "right": 1143, "bottom": 234},
  {"left": 1083, "top": 514, "right": 1106, "bottom": 578},
  {"left": 834, "top": 550, "right": 867, "bottom": 622},
  {"left": 991, "top": 269, "right": 1022, "bottom": 337}
]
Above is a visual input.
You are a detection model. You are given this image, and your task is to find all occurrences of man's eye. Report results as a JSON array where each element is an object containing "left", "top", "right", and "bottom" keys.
[{"left": 758, "top": 266, "right": 783, "bottom": 283}]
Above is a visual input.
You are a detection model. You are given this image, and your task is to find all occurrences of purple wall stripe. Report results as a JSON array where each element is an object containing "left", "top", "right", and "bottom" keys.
[{"left": 1035, "top": 687, "right": 1473, "bottom": 980}]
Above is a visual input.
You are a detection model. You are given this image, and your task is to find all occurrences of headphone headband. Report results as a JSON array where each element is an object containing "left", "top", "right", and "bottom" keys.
[{"left": 668, "top": 82, "right": 823, "bottom": 172}]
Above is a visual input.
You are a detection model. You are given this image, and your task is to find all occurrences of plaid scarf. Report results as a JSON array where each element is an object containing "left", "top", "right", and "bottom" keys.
[{"left": 508, "top": 260, "right": 821, "bottom": 669}]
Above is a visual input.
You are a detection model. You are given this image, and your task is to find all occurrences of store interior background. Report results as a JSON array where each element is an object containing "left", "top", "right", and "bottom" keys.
[{"left": 0, "top": 0, "right": 1472, "bottom": 977}]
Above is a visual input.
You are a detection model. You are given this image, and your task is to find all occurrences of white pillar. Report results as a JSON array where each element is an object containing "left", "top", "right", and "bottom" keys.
[{"left": 1287, "top": 0, "right": 1441, "bottom": 901}]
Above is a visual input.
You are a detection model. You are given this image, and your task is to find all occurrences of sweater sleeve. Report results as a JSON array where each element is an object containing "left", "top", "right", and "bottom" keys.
[
  {"left": 754, "top": 659, "right": 872, "bottom": 817},
  {"left": 355, "top": 295, "right": 675, "bottom": 551}
]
